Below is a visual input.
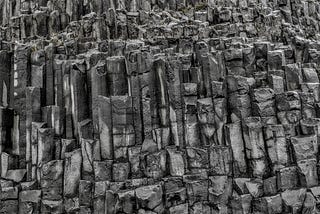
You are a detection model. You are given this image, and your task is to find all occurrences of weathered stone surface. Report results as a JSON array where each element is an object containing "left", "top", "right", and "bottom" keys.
[
  {"left": 263, "top": 176, "right": 277, "bottom": 196},
  {"left": 136, "top": 183, "right": 163, "bottom": 210},
  {"left": 230, "top": 193, "right": 253, "bottom": 214},
  {"left": 98, "top": 96, "right": 113, "bottom": 160},
  {"left": 114, "top": 189, "right": 136, "bottom": 213},
  {"left": 253, "top": 194, "right": 282, "bottom": 214},
  {"left": 165, "top": 188, "right": 186, "bottom": 208},
  {"left": 209, "top": 146, "right": 232, "bottom": 175},
  {"left": 264, "top": 124, "right": 288, "bottom": 172},
  {"left": 64, "top": 149, "right": 82, "bottom": 198},
  {"left": 19, "top": 190, "right": 41, "bottom": 214},
  {"left": 93, "top": 160, "right": 113, "bottom": 181},
  {"left": 0, "top": 186, "right": 18, "bottom": 200},
  {"left": 184, "top": 174, "right": 208, "bottom": 205},
  {"left": 281, "top": 188, "right": 307, "bottom": 213},
  {"left": 186, "top": 147, "right": 208, "bottom": 169},
  {"left": 277, "top": 166, "right": 300, "bottom": 191},
  {"left": 41, "top": 199, "right": 64, "bottom": 214},
  {"left": 225, "top": 122, "right": 247, "bottom": 176},
  {"left": 242, "top": 117, "right": 268, "bottom": 178},
  {"left": 113, "top": 162, "right": 130, "bottom": 182},
  {"left": 93, "top": 181, "right": 107, "bottom": 213},
  {"left": 37, "top": 128, "right": 55, "bottom": 169},
  {"left": 245, "top": 179, "right": 264, "bottom": 198},
  {"left": 79, "top": 180, "right": 93, "bottom": 208},
  {"left": 297, "top": 158, "right": 318, "bottom": 188},
  {"left": 40, "top": 160, "right": 63, "bottom": 200},
  {"left": 0, "top": 200, "right": 18, "bottom": 213},
  {"left": 4, "top": 169, "right": 26, "bottom": 182},
  {"left": 143, "top": 150, "right": 166, "bottom": 179},
  {"left": 208, "top": 175, "right": 232, "bottom": 204},
  {"left": 291, "top": 135, "right": 317, "bottom": 161},
  {"left": 2, "top": 1, "right": 320, "bottom": 213},
  {"left": 167, "top": 147, "right": 185, "bottom": 177},
  {"left": 80, "top": 138, "right": 94, "bottom": 180},
  {"left": 233, "top": 178, "right": 251, "bottom": 195}
]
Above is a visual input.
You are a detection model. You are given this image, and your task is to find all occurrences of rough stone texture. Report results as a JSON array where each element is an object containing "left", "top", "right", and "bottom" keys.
[{"left": 1, "top": 0, "right": 320, "bottom": 213}]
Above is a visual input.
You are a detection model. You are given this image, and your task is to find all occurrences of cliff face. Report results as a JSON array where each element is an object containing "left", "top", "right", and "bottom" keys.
[{"left": 0, "top": 0, "right": 320, "bottom": 213}]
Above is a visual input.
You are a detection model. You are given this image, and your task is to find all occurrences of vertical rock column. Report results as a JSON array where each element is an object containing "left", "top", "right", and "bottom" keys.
[
  {"left": 89, "top": 60, "right": 108, "bottom": 138},
  {"left": 291, "top": 135, "right": 318, "bottom": 188},
  {"left": 106, "top": 56, "right": 128, "bottom": 96},
  {"left": 27, "top": 49, "right": 45, "bottom": 180},
  {"left": 130, "top": 67, "right": 143, "bottom": 146},
  {"left": 213, "top": 90, "right": 227, "bottom": 145},
  {"left": 167, "top": 56, "right": 184, "bottom": 147},
  {"left": 197, "top": 98, "right": 215, "bottom": 146},
  {"left": 70, "top": 61, "right": 89, "bottom": 140},
  {"left": 54, "top": 58, "right": 66, "bottom": 138},
  {"left": 225, "top": 121, "right": 247, "bottom": 177},
  {"left": 64, "top": 149, "right": 82, "bottom": 213},
  {"left": 264, "top": 124, "right": 289, "bottom": 174},
  {"left": 0, "top": 107, "right": 13, "bottom": 154},
  {"left": 30, "top": 49, "right": 45, "bottom": 88},
  {"left": 224, "top": 48, "right": 246, "bottom": 76},
  {"left": 153, "top": 57, "right": 169, "bottom": 128},
  {"left": 254, "top": 42, "right": 270, "bottom": 72},
  {"left": 182, "top": 83, "right": 200, "bottom": 148},
  {"left": 37, "top": 128, "right": 55, "bottom": 182},
  {"left": 276, "top": 91, "right": 301, "bottom": 136},
  {"left": 243, "top": 117, "right": 269, "bottom": 178},
  {"left": 98, "top": 95, "right": 113, "bottom": 161},
  {"left": 25, "top": 87, "right": 41, "bottom": 180},
  {"left": 251, "top": 88, "right": 276, "bottom": 119},
  {"left": 11, "top": 16, "right": 21, "bottom": 42},
  {"left": 40, "top": 160, "right": 64, "bottom": 213},
  {"left": 111, "top": 95, "right": 134, "bottom": 182},
  {"left": 63, "top": 61, "right": 74, "bottom": 139},
  {"left": 227, "top": 75, "right": 255, "bottom": 122},
  {"left": 31, "top": 122, "right": 45, "bottom": 180},
  {"left": 0, "top": 50, "right": 11, "bottom": 107},
  {"left": 11, "top": 43, "right": 31, "bottom": 168}
]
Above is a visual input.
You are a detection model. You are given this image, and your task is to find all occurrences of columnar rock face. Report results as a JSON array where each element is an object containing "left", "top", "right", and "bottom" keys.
[{"left": 1, "top": 0, "right": 320, "bottom": 213}]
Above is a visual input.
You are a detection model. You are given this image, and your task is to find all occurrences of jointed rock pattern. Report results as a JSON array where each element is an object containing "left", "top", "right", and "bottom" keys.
[{"left": 1, "top": 0, "right": 320, "bottom": 213}]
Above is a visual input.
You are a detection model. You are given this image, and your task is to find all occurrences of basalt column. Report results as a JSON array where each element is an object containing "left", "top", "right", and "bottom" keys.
[{"left": 12, "top": 43, "right": 31, "bottom": 168}]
